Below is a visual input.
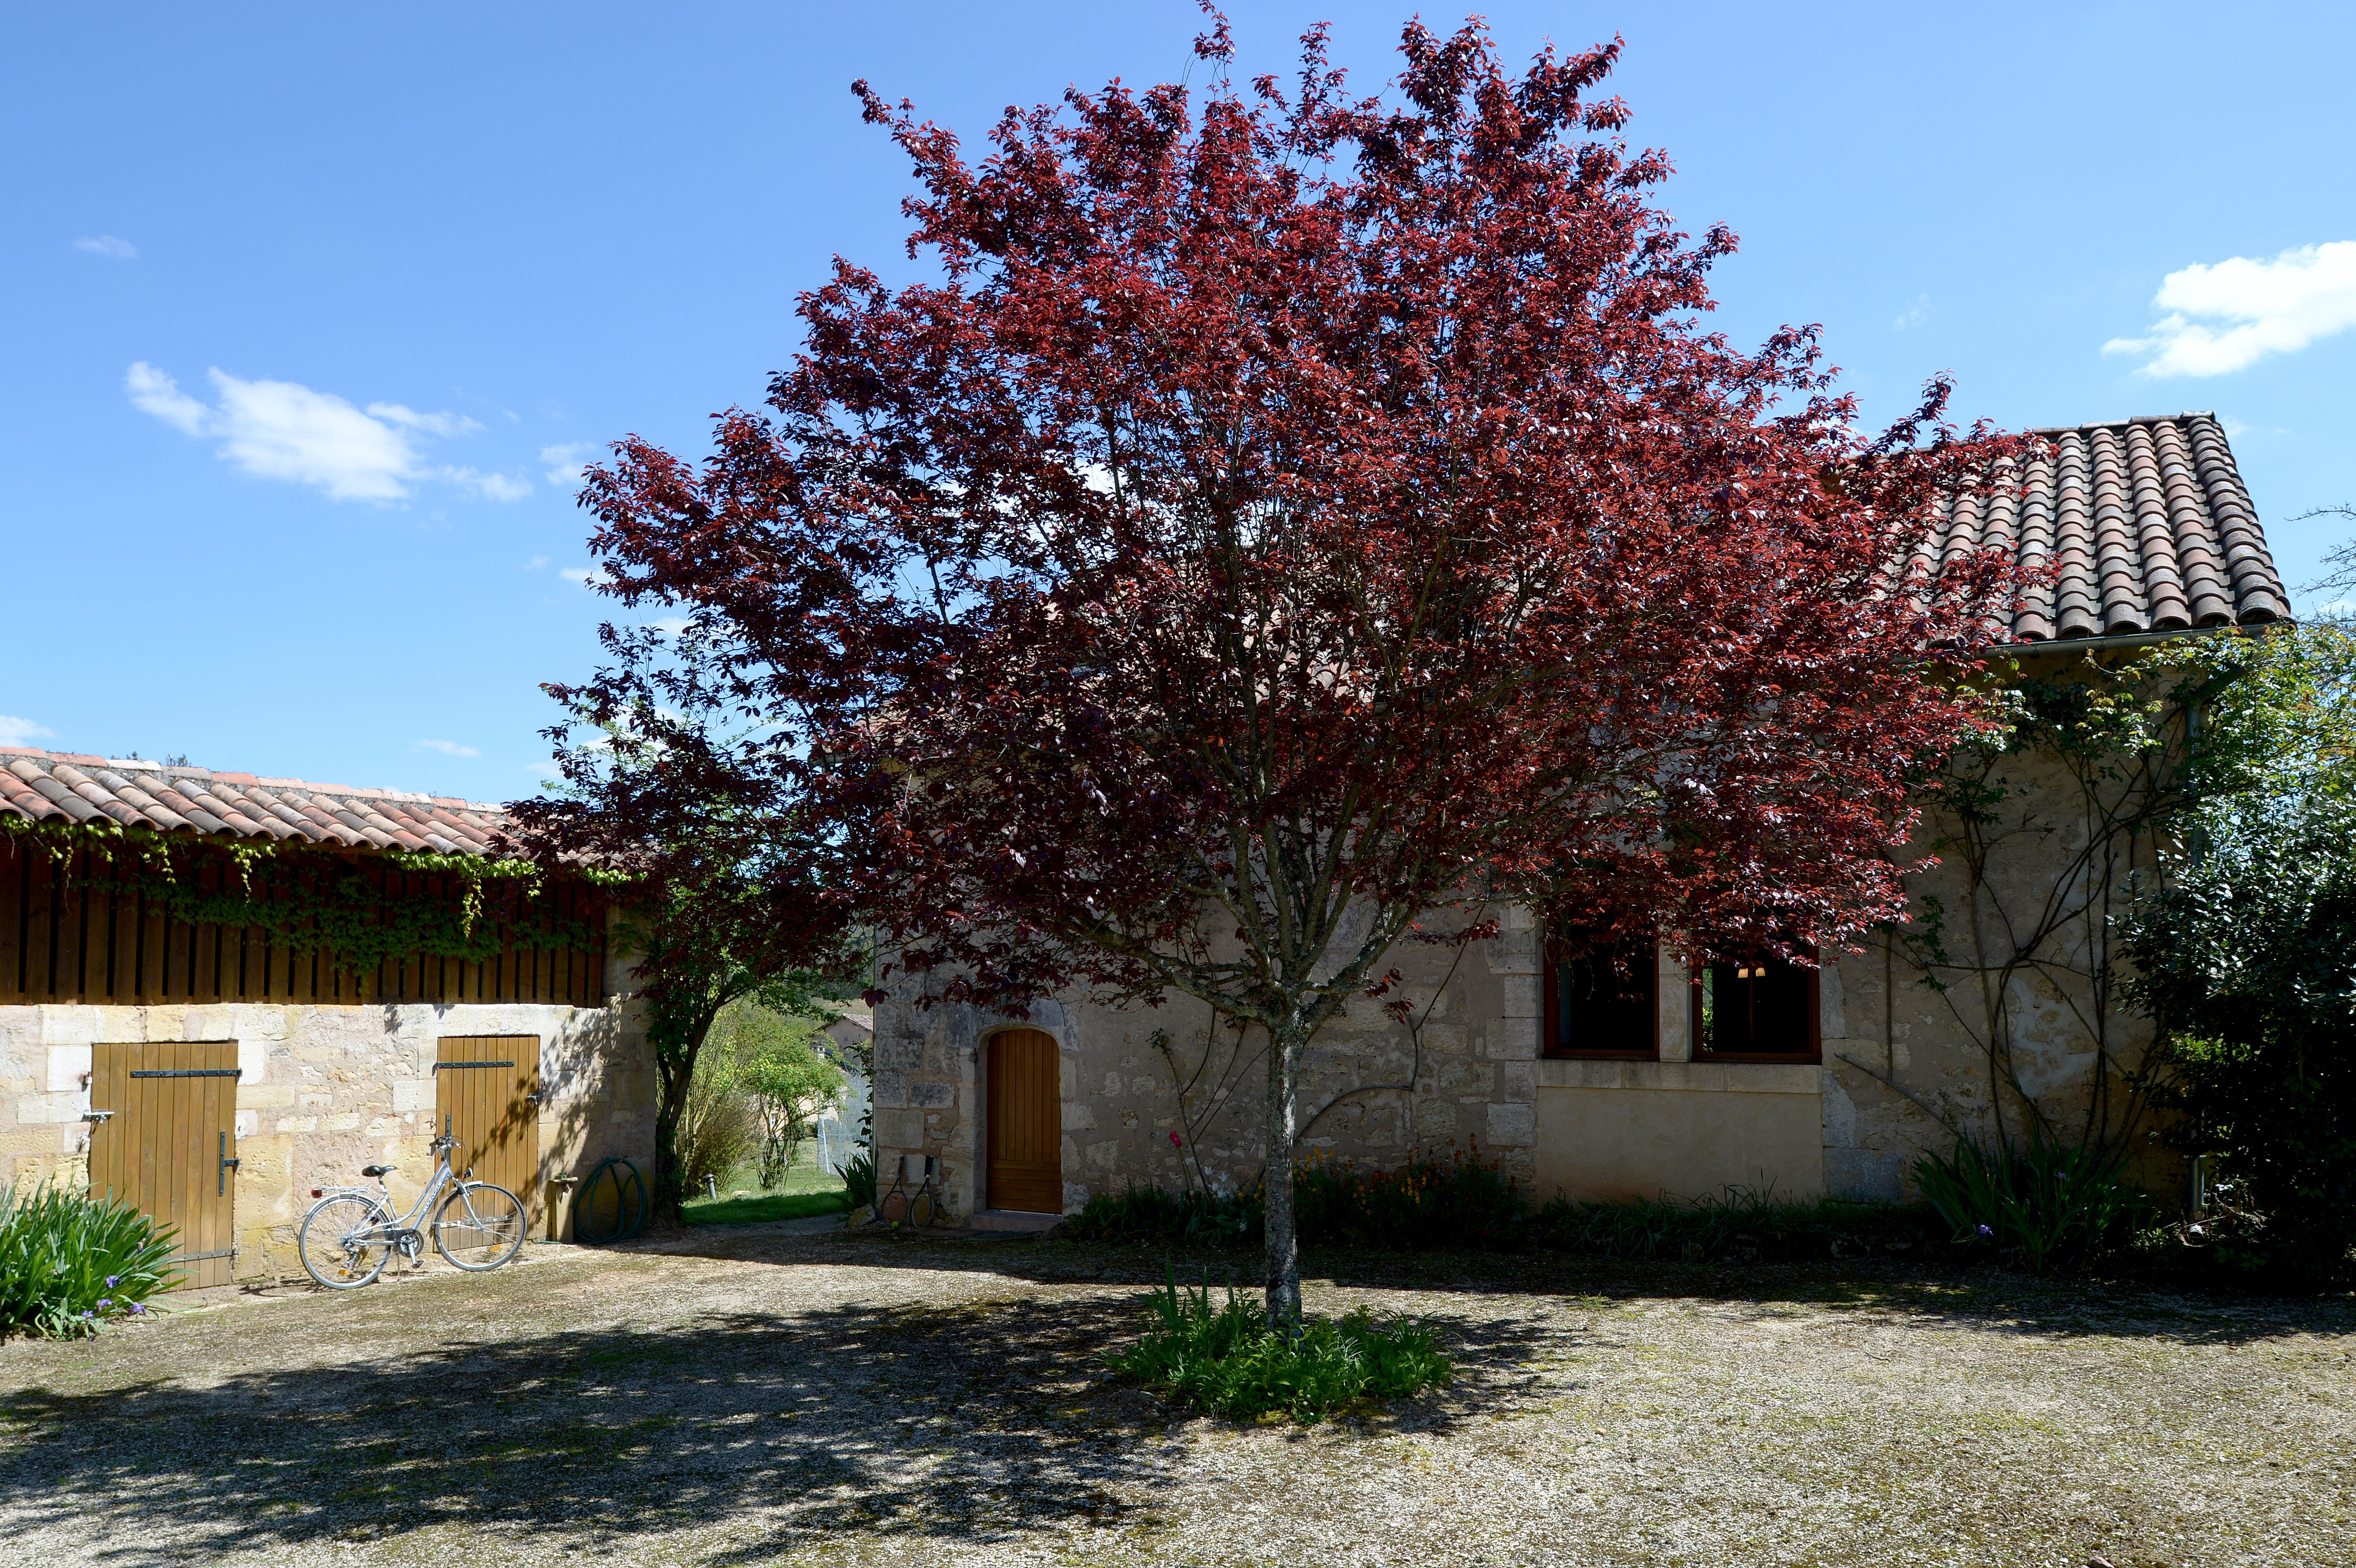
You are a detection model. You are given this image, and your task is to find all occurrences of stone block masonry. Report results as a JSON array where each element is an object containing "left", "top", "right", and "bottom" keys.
[{"left": 0, "top": 995, "right": 653, "bottom": 1279}]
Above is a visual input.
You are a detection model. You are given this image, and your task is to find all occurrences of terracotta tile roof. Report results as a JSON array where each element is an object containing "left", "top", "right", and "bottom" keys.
[
  {"left": 0, "top": 748, "right": 517, "bottom": 855},
  {"left": 1931, "top": 412, "right": 2289, "bottom": 642}
]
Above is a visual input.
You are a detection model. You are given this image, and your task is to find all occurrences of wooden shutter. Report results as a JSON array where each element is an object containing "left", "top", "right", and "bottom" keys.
[
  {"left": 86, "top": 1039, "right": 240, "bottom": 1290},
  {"left": 434, "top": 1036, "right": 542, "bottom": 1224}
]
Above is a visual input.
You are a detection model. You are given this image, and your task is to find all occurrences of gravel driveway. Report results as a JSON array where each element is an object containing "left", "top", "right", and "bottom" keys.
[{"left": 0, "top": 1224, "right": 2349, "bottom": 1567}]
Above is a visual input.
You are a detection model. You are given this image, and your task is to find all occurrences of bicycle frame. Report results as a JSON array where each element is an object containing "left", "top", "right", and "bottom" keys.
[{"left": 320, "top": 1138, "right": 485, "bottom": 1254}]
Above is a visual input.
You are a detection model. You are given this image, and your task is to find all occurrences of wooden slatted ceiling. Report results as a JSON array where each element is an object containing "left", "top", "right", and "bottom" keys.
[{"left": 0, "top": 839, "right": 606, "bottom": 1007}]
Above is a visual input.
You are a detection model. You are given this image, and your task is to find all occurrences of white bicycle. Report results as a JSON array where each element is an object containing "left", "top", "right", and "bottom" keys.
[{"left": 297, "top": 1130, "right": 526, "bottom": 1288}]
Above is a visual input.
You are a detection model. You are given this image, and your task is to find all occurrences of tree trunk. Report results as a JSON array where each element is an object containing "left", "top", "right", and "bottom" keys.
[
  {"left": 1263, "top": 1019, "right": 1305, "bottom": 1329},
  {"left": 650, "top": 1027, "right": 709, "bottom": 1225}
]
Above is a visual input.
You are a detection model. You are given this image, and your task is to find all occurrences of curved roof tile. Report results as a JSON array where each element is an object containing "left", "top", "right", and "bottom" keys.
[
  {"left": 0, "top": 751, "right": 523, "bottom": 854},
  {"left": 1936, "top": 412, "right": 2290, "bottom": 642}
]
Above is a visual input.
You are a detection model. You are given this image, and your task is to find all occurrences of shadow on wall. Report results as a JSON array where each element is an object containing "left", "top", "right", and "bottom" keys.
[{"left": 0, "top": 1290, "right": 1507, "bottom": 1561}]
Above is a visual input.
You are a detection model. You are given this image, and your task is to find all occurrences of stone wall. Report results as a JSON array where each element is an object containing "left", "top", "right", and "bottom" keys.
[
  {"left": 872, "top": 747, "right": 2173, "bottom": 1220},
  {"left": 0, "top": 986, "right": 653, "bottom": 1279}
]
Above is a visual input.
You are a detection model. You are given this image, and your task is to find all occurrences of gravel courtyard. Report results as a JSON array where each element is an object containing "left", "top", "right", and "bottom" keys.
[{"left": 0, "top": 1225, "right": 2349, "bottom": 1568}]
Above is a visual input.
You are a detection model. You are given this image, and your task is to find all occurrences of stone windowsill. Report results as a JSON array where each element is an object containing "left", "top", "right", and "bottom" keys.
[{"left": 1535, "top": 1058, "right": 1823, "bottom": 1095}]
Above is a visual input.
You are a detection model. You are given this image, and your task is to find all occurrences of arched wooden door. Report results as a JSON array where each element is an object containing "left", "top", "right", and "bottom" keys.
[{"left": 985, "top": 1028, "right": 1061, "bottom": 1214}]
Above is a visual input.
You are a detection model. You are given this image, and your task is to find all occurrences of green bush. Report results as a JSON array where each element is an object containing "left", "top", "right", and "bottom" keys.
[
  {"left": 1110, "top": 1266, "right": 1451, "bottom": 1423},
  {"left": 1068, "top": 1141, "right": 1524, "bottom": 1251},
  {"left": 1911, "top": 1129, "right": 2153, "bottom": 1273},
  {"left": 1294, "top": 1140, "right": 1524, "bottom": 1249},
  {"left": 2120, "top": 623, "right": 2356, "bottom": 1287},
  {"left": 840, "top": 1152, "right": 878, "bottom": 1213},
  {"left": 1531, "top": 1186, "right": 1937, "bottom": 1262},
  {"left": 0, "top": 1184, "right": 178, "bottom": 1339},
  {"left": 1065, "top": 1181, "right": 1257, "bottom": 1245}
]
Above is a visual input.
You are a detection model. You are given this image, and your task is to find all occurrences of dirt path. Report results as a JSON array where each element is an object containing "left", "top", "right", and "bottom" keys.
[{"left": 0, "top": 1227, "right": 2349, "bottom": 1567}]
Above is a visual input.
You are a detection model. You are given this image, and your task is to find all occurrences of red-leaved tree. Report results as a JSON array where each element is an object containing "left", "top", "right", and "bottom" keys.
[{"left": 552, "top": 13, "right": 2029, "bottom": 1320}]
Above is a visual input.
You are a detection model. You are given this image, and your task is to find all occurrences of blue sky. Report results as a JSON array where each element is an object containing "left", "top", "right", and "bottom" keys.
[{"left": 8, "top": 2, "right": 2354, "bottom": 800}]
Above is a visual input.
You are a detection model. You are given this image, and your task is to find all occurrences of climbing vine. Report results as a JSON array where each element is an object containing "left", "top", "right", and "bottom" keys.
[
  {"left": 1869, "top": 629, "right": 2286, "bottom": 1158},
  {"left": 0, "top": 815, "right": 608, "bottom": 981}
]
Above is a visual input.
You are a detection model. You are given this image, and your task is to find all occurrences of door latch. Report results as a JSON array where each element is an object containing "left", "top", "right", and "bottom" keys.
[
  {"left": 82, "top": 1109, "right": 116, "bottom": 1124},
  {"left": 218, "top": 1130, "right": 240, "bottom": 1195}
]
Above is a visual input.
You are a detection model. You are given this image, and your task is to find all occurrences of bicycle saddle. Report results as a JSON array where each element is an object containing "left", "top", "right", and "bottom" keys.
[{"left": 360, "top": 1164, "right": 398, "bottom": 1178}]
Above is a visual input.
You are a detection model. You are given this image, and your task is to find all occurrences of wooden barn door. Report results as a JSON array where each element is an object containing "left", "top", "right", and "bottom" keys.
[
  {"left": 87, "top": 1040, "right": 240, "bottom": 1290},
  {"left": 985, "top": 1028, "right": 1061, "bottom": 1214},
  {"left": 435, "top": 1037, "right": 541, "bottom": 1221}
]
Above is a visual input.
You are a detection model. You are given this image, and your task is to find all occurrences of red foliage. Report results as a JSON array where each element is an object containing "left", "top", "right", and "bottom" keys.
[{"left": 543, "top": 12, "right": 2032, "bottom": 1310}]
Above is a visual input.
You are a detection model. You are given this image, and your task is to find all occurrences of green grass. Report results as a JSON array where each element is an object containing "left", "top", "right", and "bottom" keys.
[
  {"left": 681, "top": 1150, "right": 853, "bottom": 1227},
  {"left": 1110, "top": 1265, "right": 1452, "bottom": 1423}
]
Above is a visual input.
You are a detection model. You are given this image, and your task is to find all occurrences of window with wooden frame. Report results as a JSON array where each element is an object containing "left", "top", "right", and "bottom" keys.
[
  {"left": 1691, "top": 949, "right": 1820, "bottom": 1062},
  {"left": 1541, "top": 934, "right": 1658, "bottom": 1059}
]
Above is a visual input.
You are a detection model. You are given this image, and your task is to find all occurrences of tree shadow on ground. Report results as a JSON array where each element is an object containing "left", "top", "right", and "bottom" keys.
[
  {"left": 643, "top": 1224, "right": 2356, "bottom": 1350},
  {"left": 0, "top": 1284, "right": 1545, "bottom": 1565}
]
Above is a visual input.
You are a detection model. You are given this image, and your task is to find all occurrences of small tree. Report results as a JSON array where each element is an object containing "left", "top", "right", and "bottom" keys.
[
  {"left": 507, "top": 700, "right": 857, "bottom": 1222},
  {"left": 2125, "top": 621, "right": 2356, "bottom": 1284},
  {"left": 711, "top": 1001, "right": 847, "bottom": 1186},
  {"left": 562, "top": 14, "right": 2025, "bottom": 1321}
]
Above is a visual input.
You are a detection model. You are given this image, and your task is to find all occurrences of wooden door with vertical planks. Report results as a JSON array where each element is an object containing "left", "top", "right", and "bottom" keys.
[
  {"left": 435, "top": 1037, "right": 541, "bottom": 1222},
  {"left": 985, "top": 1028, "right": 1061, "bottom": 1214},
  {"left": 87, "top": 1040, "right": 240, "bottom": 1289}
]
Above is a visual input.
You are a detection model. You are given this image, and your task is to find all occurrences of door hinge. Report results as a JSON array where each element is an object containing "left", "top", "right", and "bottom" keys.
[{"left": 131, "top": 1068, "right": 243, "bottom": 1078}]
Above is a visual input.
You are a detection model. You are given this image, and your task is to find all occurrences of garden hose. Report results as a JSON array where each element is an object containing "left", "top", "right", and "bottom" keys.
[{"left": 573, "top": 1156, "right": 649, "bottom": 1244}]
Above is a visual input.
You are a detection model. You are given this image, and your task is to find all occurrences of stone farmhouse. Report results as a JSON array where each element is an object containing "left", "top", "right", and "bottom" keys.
[
  {"left": 869, "top": 412, "right": 2292, "bottom": 1227},
  {"left": 0, "top": 751, "right": 651, "bottom": 1284}
]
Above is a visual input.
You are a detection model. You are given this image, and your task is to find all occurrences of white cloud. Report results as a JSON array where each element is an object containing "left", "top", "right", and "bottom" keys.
[
  {"left": 0, "top": 714, "right": 56, "bottom": 747},
  {"left": 524, "top": 554, "right": 551, "bottom": 570},
  {"left": 439, "top": 466, "right": 531, "bottom": 501},
  {"left": 650, "top": 615, "right": 691, "bottom": 637},
  {"left": 414, "top": 739, "right": 481, "bottom": 758},
  {"left": 2104, "top": 241, "right": 2356, "bottom": 376},
  {"left": 74, "top": 235, "right": 136, "bottom": 260},
  {"left": 2318, "top": 599, "right": 2356, "bottom": 616},
  {"left": 369, "top": 403, "right": 483, "bottom": 438},
  {"left": 560, "top": 566, "right": 607, "bottom": 587},
  {"left": 541, "top": 443, "right": 593, "bottom": 487},
  {"left": 126, "top": 361, "right": 206, "bottom": 434},
  {"left": 1892, "top": 294, "right": 1930, "bottom": 330},
  {"left": 126, "top": 362, "right": 527, "bottom": 503}
]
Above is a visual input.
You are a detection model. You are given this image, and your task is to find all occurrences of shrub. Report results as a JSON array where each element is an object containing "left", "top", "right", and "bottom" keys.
[
  {"left": 2120, "top": 624, "right": 2356, "bottom": 1287},
  {"left": 840, "top": 1152, "right": 878, "bottom": 1213},
  {"left": 1068, "top": 1141, "right": 1523, "bottom": 1251},
  {"left": 676, "top": 1046, "right": 760, "bottom": 1199},
  {"left": 709, "top": 1000, "right": 846, "bottom": 1189},
  {"left": 1531, "top": 1186, "right": 1937, "bottom": 1263},
  {"left": 1294, "top": 1140, "right": 1522, "bottom": 1249},
  {"left": 0, "top": 1184, "right": 177, "bottom": 1339},
  {"left": 1910, "top": 1129, "right": 2153, "bottom": 1273},
  {"left": 1065, "top": 1182, "right": 1257, "bottom": 1245},
  {"left": 1111, "top": 1266, "right": 1451, "bottom": 1423}
]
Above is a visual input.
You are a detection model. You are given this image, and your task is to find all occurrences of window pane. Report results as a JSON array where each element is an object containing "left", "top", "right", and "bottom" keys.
[
  {"left": 1695, "top": 953, "right": 1814, "bottom": 1057},
  {"left": 1552, "top": 939, "right": 1655, "bottom": 1055}
]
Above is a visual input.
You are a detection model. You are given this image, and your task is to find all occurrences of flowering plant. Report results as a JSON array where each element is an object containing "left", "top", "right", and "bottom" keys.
[{"left": 0, "top": 1184, "right": 177, "bottom": 1339}]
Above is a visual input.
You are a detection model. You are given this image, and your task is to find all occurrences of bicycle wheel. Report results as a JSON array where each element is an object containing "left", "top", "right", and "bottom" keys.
[
  {"left": 434, "top": 1182, "right": 526, "bottom": 1270},
  {"left": 299, "top": 1195, "right": 396, "bottom": 1289}
]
